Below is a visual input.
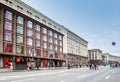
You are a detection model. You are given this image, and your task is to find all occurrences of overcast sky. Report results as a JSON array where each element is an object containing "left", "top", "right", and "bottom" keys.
[{"left": 21, "top": 0, "right": 120, "bottom": 56}]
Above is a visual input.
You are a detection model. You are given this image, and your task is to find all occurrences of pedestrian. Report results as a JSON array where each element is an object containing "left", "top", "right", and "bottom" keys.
[
  {"left": 68, "top": 64, "right": 70, "bottom": 69},
  {"left": 89, "top": 64, "right": 92, "bottom": 69}
]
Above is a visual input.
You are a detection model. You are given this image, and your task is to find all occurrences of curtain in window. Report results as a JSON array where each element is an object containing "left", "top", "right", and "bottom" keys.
[
  {"left": 17, "top": 26, "right": 23, "bottom": 34},
  {"left": 4, "top": 43, "right": 12, "bottom": 52},
  {"left": 5, "top": 11, "right": 12, "bottom": 20},
  {"left": 4, "top": 21, "right": 12, "bottom": 31},
  {"left": 4, "top": 32, "right": 12, "bottom": 41}
]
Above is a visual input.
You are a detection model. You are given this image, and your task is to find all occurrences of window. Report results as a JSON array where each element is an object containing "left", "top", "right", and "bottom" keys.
[
  {"left": 42, "top": 28, "right": 47, "bottom": 34},
  {"left": 55, "top": 53, "right": 59, "bottom": 58},
  {"left": 36, "top": 49, "right": 41, "bottom": 56},
  {"left": 16, "top": 46, "right": 23, "bottom": 54},
  {"left": 27, "top": 30, "right": 33, "bottom": 37},
  {"left": 60, "top": 47, "right": 62, "bottom": 52},
  {"left": 49, "top": 37, "right": 53, "bottom": 43},
  {"left": 4, "top": 21, "right": 12, "bottom": 31},
  {"left": 17, "top": 26, "right": 23, "bottom": 34},
  {"left": 27, "top": 47, "right": 33, "bottom": 56},
  {"left": 44, "top": 42, "right": 47, "bottom": 49},
  {"left": 49, "top": 44, "right": 53, "bottom": 50},
  {"left": 5, "top": 11, "right": 12, "bottom": 20},
  {"left": 36, "top": 41, "right": 40, "bottom": 47},
  {"left": 4, "top": 32, "right": 12, "bottom": 41},
  {"left": 4, "top": 43, "right": 12, "bottom": 52},
  {"left": 59, "top": 35, "right": 62, "bottom": 40},
  {"left": 43, "top": 35, "right": 47, "bottom": 41},
  {"left": 35, "top": 33, "right": 40, "bottom": 39},
  {"left": 27, "top": 38, "right": 33, "bottom": 46},
  {"left": 35, "top": 25, "right": 40, "bottom": 31},
  {"left": 43, "top": 50, "right": 48, "bottom": 57},
  {"left": 17, "top": 16, "right": 24, "bottom": 25},
  {"left": 48, "top": 30, "right": 52, "bottom": 36},
  {"left": 60, "top": 41, "right": 62, "bottom": 46},
  {"left": 54, "top": 46, "right": 57, "bottom": 51},
  {"left": 27, "top": 21, "right": 32, "bottom": 28},
  {"left": 54, "top": 33, "right": 57, "bottom": 38},
  {"left": 17, "top": 36, "right": 23, "bottom": 44},
  {"left": 54, "top": 40, "right": 58, "bottom": 45}
]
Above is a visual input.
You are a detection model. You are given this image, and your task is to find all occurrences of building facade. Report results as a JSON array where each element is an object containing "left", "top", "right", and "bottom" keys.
[
  {"left": 63, "top": 28, "right": 88, "bottom": 67},
  {"left": 103, "top": 53, "right": 120, "bottom": 65},
  {"left": 88, "top": 49, "right": 103, "bottom": 65},
  {"left": 0, "top": 0, "right": 66, "bottom": 70}
]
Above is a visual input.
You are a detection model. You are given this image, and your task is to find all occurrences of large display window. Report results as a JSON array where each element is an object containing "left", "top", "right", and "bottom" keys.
[
  {"left": 4, "top": 21, "right": 12, "bottom": 31},
  {"left": 16, "top": 46, "right": 23, "bottom": 54},
  {"left": 17, "top": 36, "right": 23, "bottom": 44},
  {"left": 27, "top": 30, "right": 33, "bottom": 37},
  {"left": 5, "top": 11, "right": 12, "bottom": 20},
  {"left": 27, "top": 21, "right": 33, "bottom": 28},
  {"left": 4, "top": 32, "right": 12, "bottom": 41},
  {"left": 17, "top": 26, "right": 23, "bottom": 34},
  {"left": 35, "top": 25, "right": 40, "bottom": 31},
  {"left": 17, "top": 16, "right": 24, "bottom": 25},
  {"left": 4, "top": 43, "right": 12, "bottom": 52},
  {"left": 35, "top": 33, "right": 40, "bottom": 39},
  {"left": 27, "top": 38, "right": 33, "bottom": 46}
]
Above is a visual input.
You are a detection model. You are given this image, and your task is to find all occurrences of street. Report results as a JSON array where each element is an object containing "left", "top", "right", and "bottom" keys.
[{"left": 0, "top": 66, "right": 120, "bottom": 82}]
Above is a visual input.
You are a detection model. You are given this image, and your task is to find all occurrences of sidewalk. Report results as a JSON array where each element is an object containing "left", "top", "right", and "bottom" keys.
[{"left": 0, "top": 68, "right": 11, "bottom": 73}]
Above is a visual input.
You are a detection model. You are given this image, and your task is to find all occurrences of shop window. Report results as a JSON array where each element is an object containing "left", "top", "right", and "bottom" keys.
[
  {"left": 16, "top": 46, "right": 23, "bottom": 54},
  {"left": 43, "top": 42, "right": 47, "bottom": 49},
  {"left": 35, "top": 33, "right": 40, "bottom": 39},
  {"left": 27, "top": 21, "right": 32, "bottom": 28},
  {"left": 5, "top": 11, "right": 12, "bottom": 20},
  {"left": 27, "top": 30, "right": 33, "bottom": 37},
  {"left": 36, "top": 40, "right": 40, "bottom": 47},
  {"left": 17, "top": 36, "right": 23, "bottom": 44},
  {"left": 27, "top": 38, "right": 33, "bottom": 46},
  {"left": 54, "top": 33, "right": 57, "bottom": 38},
  {"left": 4, "top": 32, "right": 12, "bottom": 41},
  {"left": 4, "top": 21, "right": 12, "bottom": 31},
  {"left": 42, "top": 27, "right": 47, "bottom": 34},
  {"left": 48, "top": 30, "right": 52, "bottom": 36},
  {"left": 36, "top": 49, "right": 41, "bottom": 56},
  {"left": 42, "top": 60, "right": 48, "bottom": 67},
  {"left": 17, "top": 16, "right": 24, "bottom": 25},
  {"left": 35, "top": 25, "right": 40, "bottom": 31},
  {"left": 3, "top": 57, "right": 10, "bottom": 68},
  {"left": 4, "top": 43, "right": 12, "bottom": 52},
  {"left": 17, "top": 26, "right": 23, "bottom": 34},
  {"left": 43, "top": 50, "right": 48, "bottom": 57}
]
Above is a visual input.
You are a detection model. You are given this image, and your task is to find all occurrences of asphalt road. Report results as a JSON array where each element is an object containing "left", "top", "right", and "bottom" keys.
[{"left": 0, "top": 66, "right": 120, "bottom": 82}]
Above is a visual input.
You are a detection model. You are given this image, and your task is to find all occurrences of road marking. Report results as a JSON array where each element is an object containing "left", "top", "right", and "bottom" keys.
[
  {"left": 78, "top": 74, "right": 86, "bottom": 78},
  {"left": 10, "top": 78, "right": 37, "bottom": 82},
  {"left": 0, "top": 78, "right": 7, "bottom": 80},
  {"left": 60, "top": 81, "right": 64, "bottom": 82},
  {"left": 105, "top": 75, "right": 110, "bottom": 79},
  {"left": 112, "top": 71, "right": 115, "bottom": 73},
  {"left": 0, "top": 70, "right": 67, "bottom": 79}
]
